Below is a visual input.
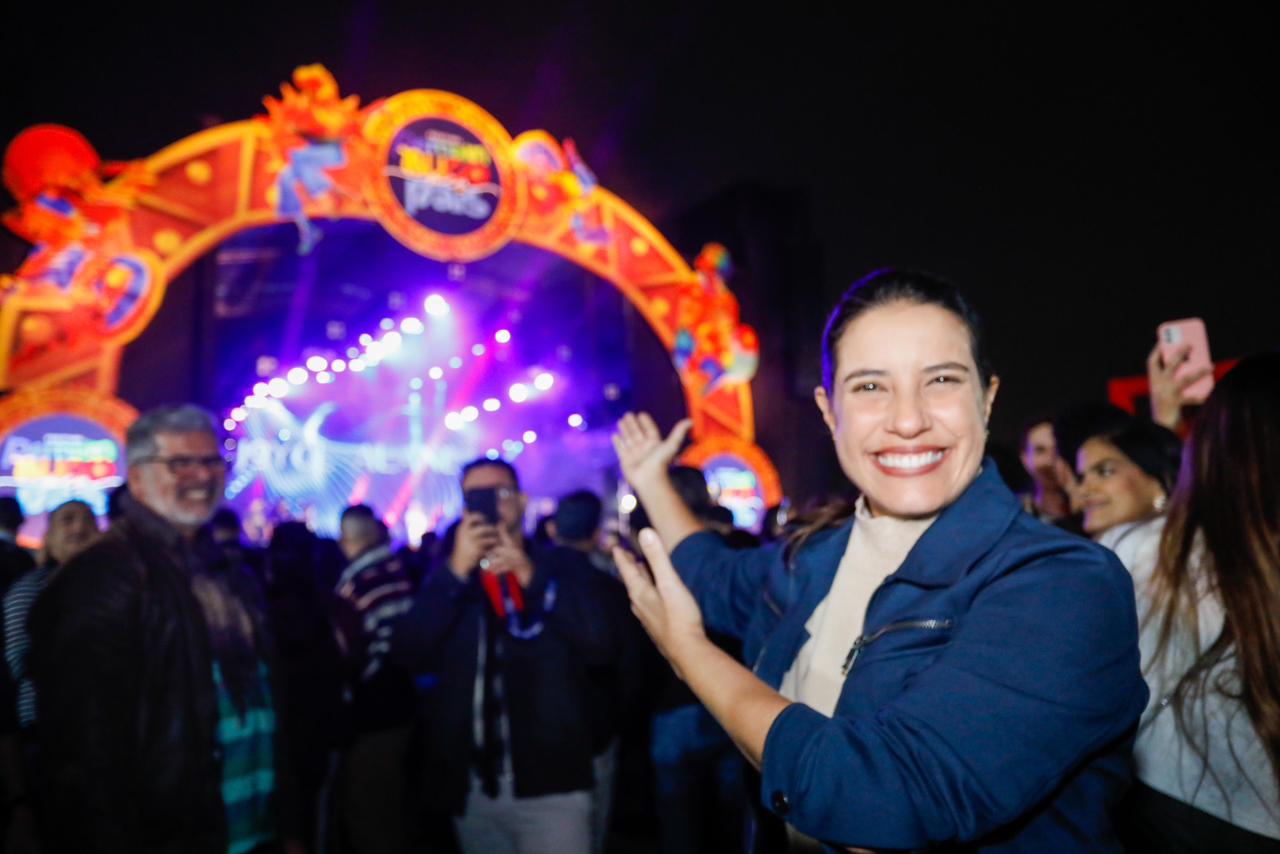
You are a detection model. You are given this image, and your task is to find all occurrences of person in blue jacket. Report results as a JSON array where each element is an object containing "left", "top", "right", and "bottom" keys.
[{"left": 611, "top": 269, "right": 1148, "bottom": 852}]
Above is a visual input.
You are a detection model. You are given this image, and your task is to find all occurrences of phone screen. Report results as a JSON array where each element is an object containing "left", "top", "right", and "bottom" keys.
[{"left": 463, "top": 488, "right": 500, "bottom": 523}]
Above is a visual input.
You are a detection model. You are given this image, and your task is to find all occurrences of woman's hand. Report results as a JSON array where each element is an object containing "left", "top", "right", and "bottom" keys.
[
  {"left": 613, "top": 528, "right": 706, "bottom": 679},
  {"left": 612, "top": 412, "right": 692, "bottom": 495},
  {"left": 1147, "top": 342, "right": 1211, "bottom": 432}
]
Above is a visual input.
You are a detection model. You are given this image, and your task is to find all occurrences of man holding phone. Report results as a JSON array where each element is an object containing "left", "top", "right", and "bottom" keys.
[{"left": 393, "top": 458, "right": 626, "bottom": 854}]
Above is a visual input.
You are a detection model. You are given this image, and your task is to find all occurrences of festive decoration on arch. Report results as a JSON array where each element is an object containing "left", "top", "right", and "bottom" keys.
[
  {"left": 1, "top": 64, "right": 779, "bottom": 496},
  {"left": 672, "top": 243, "right": 760, "bottom": 396}
]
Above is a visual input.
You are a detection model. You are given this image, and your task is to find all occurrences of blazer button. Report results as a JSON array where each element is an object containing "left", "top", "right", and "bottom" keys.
[{"left": 770, "top": 790, "right": 790, "bottom": 815}]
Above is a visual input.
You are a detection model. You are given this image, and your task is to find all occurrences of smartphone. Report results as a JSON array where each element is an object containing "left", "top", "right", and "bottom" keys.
[
  {"left": 1157, "top": 318, "right": 1214, "bottom": 403},
  {"left": 463, "top": 487, "right": 499, "bottom": 524}
]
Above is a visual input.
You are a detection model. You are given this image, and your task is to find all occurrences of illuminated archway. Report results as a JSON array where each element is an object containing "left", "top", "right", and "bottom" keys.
[{"left": 0, "top": 65, "right": 781, "bottom": 519}]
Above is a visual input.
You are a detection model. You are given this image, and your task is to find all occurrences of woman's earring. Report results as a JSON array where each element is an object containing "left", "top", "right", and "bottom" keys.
[{"left": 1153, "top": 493, "right": 1168, "bottom": 513}]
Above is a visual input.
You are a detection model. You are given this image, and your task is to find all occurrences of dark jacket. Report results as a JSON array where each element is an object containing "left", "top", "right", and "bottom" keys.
[
  {"left": 27, "top": 494, "right": 298, "bottom": 854},
  {"left": 332, "top": 543, "right": 417, "bottom": 733},
  {"left": 392, "top": 544, "right": 623, "bottom": 815},
  {"left": 671, "top": 462, "right": 1148, "bottom": 852}
]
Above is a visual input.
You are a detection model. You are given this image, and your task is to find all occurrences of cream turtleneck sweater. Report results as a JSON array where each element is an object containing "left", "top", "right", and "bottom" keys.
[{"left": 779, "top": 496, "right": 937, "bottom": 716}]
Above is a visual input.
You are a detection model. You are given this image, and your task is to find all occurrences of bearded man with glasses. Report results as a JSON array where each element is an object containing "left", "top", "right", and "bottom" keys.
[{"left": 29, "top": 405, "right": 302, "bottom": 854}]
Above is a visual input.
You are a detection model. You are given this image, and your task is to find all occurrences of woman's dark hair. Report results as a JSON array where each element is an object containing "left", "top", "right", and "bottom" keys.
[
  {"left": 790, "top": 269, "right": 992, "bottom": 558},
  {"left": 1148, "top": 351, "right": 1280, "bottom": 797},
  {"left": 1094, "top": 419, "right": 1183, "bottom": 495},
  {"left": 821, "top": 268, "right": 993, "bottom": 393}
]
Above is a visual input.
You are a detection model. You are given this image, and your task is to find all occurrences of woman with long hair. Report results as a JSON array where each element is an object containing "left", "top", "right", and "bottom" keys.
[
  {"left": 611, "top": 269, "right": 1147, "bottom": 852},
  {"left": 1114, "top": 351, "right": 1280, "bottom": 851}
]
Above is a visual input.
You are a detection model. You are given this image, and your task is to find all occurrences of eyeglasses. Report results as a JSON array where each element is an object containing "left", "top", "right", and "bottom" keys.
[{"left": 132, "top": 455, "right": 230, "bottom": 476}]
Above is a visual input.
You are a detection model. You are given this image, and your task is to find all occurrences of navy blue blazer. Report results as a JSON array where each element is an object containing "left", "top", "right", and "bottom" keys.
[{"left": 670, "top": 462, "right": 1147, "bottom": 852}]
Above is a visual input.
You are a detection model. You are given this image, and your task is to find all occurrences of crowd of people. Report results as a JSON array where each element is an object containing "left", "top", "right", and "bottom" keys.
[{"left": 0, "top": 269, "right": 1276, "bottom": 854}]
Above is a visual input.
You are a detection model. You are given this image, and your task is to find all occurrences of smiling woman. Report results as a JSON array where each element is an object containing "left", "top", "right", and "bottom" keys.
[{"left": 613, "top": 269, "right": 1148, "bottom": 852}]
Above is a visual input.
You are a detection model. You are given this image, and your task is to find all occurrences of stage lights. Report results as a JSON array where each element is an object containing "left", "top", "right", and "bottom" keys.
[
  {"left": 225, "top": 289, "right": 621, "bottom": 487},
  {"left": 424, "top": 294, "right": 450, "bottom": 316},
  {"left": 619, "top": 494, "right": 638, "bottom": 514}
]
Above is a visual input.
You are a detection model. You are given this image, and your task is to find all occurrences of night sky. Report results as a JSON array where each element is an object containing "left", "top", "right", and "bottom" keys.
[{"left": 3, "top": 4, "right": 1276, "bottom": 493}]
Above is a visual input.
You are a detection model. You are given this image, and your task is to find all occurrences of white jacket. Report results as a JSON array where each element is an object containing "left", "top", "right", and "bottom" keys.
[{"left": 1103, "top": 518, "right": 1280, "bottom": 839}]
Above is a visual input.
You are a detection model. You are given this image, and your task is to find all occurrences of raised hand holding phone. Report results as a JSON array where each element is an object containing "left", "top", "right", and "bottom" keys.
[
  {"left": 1149, "top": 318, "right": 1214, "bottom": 431},
  {"left": 449, "top": 512, "right": 498, "bottom": 580}
]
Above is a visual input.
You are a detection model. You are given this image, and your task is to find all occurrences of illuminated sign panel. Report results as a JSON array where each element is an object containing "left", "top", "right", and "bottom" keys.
[
  {"left": 0, "top": 414, "right": 124, "bottom": 519},
  {"left": 703, "top": 453, "right": 766, "bottom": 533}
]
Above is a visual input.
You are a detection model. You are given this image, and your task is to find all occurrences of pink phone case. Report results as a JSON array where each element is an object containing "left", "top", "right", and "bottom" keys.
[{"left": 1157, "top": 318, "right": 1214, "bottom": 403}]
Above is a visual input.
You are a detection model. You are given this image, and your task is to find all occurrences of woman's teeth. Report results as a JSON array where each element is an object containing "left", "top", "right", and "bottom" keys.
[{"left": 876, "top": 450, "right": 945, "bottom": 470}]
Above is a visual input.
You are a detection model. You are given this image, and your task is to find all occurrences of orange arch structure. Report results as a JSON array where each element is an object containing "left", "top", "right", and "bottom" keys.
[{"left": 0, "top": 66, "right": 781, "bottom": 506}]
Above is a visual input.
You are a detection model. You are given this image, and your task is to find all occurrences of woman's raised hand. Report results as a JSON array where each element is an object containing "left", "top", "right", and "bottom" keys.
[
  {"left": 612, "top": 412, "right": 692, "bottom": 495},
  {"left": 613, "top": 528, "right": 705, "bottom": 680}
]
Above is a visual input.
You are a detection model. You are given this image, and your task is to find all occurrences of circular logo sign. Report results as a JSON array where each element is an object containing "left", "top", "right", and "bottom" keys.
[
  {"left": 366, "top": 91, "right": 526, "bottom": 262},
  {"left": 0, "top": 389, "right": 137, "bottom": 541}
]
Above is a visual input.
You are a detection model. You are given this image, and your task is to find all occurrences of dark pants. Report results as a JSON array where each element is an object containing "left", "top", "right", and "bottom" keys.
[
  {"left": 338, "top": 724, "right": 412, "bottom": 854},
  {"left": 1118, "top": 780, "right": 1280, "bottom": 853},
  {"left": 650, "top": 703, "right": 746, "bottom": 854}
]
